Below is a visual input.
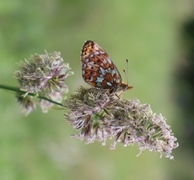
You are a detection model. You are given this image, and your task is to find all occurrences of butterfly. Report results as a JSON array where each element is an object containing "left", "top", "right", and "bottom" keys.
[{"left": 81, "top": 40, "right": 133, "bottom": 92}]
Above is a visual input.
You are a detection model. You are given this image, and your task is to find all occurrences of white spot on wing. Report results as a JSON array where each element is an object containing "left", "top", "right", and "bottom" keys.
[
  {"left": 107, "top": 82, "right": 112, "bottom": 86},
  {"left": 102, "top": 59, "right": 107, "bottom": 64},
  {"left": 85, "top": 58, "right": 89, "bottom": 63},
  {"left": 100, "top": 67, "right": 106, "bottom": 75},
  {"left": 82, "top": 63, "right": 86, "bottom": 68},
  {"left": 96, "top": 77, "right": 104, "bottom": 83},
  {"left": 107, "top": 57, "right": 112, "bottom": 64},
  {"left": 94, "top": 51, "right": 99, "bottom": 55},
  {"left": 111, "top": 68, "right": 116, "bottom": 76}
]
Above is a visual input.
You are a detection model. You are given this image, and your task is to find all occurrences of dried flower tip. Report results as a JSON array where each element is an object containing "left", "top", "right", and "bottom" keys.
[
  {"left": 39, "top": 91, "right": 63, "bottom": 113},
  {"left": 16, "top": 93, "right": 36, "bottom": 115},
  {"left": 64, "top": 86, "right": 179, "bottom": 159}
]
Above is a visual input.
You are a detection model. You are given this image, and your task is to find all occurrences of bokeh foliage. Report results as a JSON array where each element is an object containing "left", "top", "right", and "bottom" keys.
[{"left": 0, "top": 0, "right": 194, "bottom": 179}]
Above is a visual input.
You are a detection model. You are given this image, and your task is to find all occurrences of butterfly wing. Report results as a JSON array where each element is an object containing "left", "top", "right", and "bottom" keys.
[{"left": 81, "top": 40, "right": 122, "bottom": 89}]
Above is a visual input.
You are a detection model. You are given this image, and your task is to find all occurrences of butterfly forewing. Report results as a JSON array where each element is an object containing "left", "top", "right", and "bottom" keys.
[{"left": 81, "top": 40, "right": 133, "bottom": 91}]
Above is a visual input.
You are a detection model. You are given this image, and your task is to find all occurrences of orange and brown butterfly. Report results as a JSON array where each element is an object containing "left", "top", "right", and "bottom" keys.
[{"left": 81, "top": 40, "right": 133, "bottom": 92}]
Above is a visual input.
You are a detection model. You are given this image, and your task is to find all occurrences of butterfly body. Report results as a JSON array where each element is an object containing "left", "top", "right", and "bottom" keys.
[{"left": 81, "top": 40, "right": 133, "bottom": 92}]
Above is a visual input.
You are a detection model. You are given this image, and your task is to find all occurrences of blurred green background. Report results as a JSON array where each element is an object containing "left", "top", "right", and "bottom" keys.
[{"left": 0, "top": 0, "right": 194, "bottom": 179}]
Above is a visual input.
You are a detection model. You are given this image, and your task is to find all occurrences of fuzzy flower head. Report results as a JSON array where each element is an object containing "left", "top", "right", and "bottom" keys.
[
  {"left": 15, "top": 51, "right": 73, "bottom": 96},
  {"left": 15, "top": 51, "right": 73, "bottom": 114},
  {"left": 65, "top": 87, "right": 179, "bottom": 159}
]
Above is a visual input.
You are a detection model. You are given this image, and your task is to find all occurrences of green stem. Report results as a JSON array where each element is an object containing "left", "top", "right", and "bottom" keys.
[{"left": 0, "top": 84, "right": 64, "bottom": 107}]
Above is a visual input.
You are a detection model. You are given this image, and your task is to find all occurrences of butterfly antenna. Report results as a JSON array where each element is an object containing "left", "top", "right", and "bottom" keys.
[{"left": 123, "top": 59, "right": 129, "bottom": 85}]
